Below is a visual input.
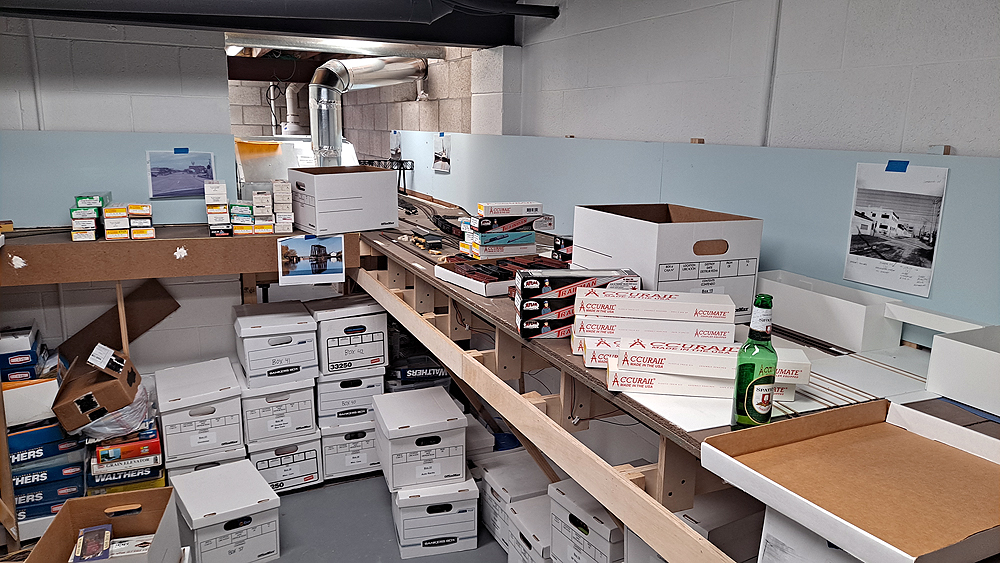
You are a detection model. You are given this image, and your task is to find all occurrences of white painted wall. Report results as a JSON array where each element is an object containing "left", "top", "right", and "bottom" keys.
[
  {"left": 0, "top": 18, "right": 230, "bottom": 134},
  {"left": 517, "top": 0, "right": 1000, "bottom": 157}
]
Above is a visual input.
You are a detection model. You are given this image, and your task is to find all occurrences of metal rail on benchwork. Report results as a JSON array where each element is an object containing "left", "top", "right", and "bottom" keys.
[{"left": 350, "top": 237, "right": 737, "bottom": 563}]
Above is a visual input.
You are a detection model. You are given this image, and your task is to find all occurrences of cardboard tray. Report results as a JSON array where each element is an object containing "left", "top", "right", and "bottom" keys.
[{"left": 702, "top": 400, "right": 1000, "bottom": 563}]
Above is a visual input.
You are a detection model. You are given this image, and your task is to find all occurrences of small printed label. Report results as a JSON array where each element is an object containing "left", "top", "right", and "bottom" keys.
[
  {"left": 268, "top": 417, "right": 291, "bottom": 432},
  {"left": 87, "top": 343, "right": 114, "bottom": 369},
  {"left": 752, "top": 384, "right": 774, "bottom": 415},
  {"left": 568, "top": 543, "right": 584, "bottom": 563},
  {"left": 191, "top": 432, "right": 217, "bottom": 447},
  {"left": 750, "top": 307, "right": 772, "bottom": 334},
  {"left": 346, "top": 452, "right": 367, "bottom": 467},
  {"left": 417, "top": 463, "right": 441, "bottom": 479},
  {"left": 277, "top": 464, "right": 300, "bottom": 479}
]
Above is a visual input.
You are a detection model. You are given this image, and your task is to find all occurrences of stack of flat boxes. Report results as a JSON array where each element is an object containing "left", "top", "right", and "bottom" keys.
[
  {"left": 70, "top": 192, "right": 111, "bottom": 242},
  {"left": 551, "top": 235, "right": 572, "bottom": 264},
  {"left": 461, "top": 201, "right": 550, "bottom": 259},
  {"left": 515, "top": 269, "right": 641, "bottom": 341},
  {"left": 234, "top": 302, "right": 322, "bottom": 491},
  {"left": 271, "top": 180, "right": 294, "bottom": 234},
  {"left": 251, "top": 188, "right": 275, "bottom": 235},
  {"left": 103, "top": 203, "right": 154, "bottom": 240},
  {"left": 157, "top": 358, "right": 247, "bottom": 483},
  {"left": 304, "top": 296, "right": 387, "bottom": 481},
  {"left": 372, "top": 386, "right": 477, "bottom": 559},
  {"left": 204, "top": 181, "right": 231, "bottom": 237},
  {"left": 86, "top": 420, "right": 166, "bottom": 496},
  {"left": 230, "top": 200, "right": 254, "bottom": 235},
  {"left": 572, "top": 289, "right": 810, "bottom": 400}
]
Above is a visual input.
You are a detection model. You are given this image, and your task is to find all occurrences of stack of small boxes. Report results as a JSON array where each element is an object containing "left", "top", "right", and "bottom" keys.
[
  {"left": 70, "top": 192, "right": 111, "bottom": 242},
  {"left": 86, "top": 420, "right": 165, "bottom": 496},
  {"left": 372, "top": 386, "right": 477, "bottom": 559},
  {"left": 304, "top": 296, "right": 387, "bottom": 481},
  {"left": 233, "top": 302, "right": 322, "bottom": 491},
  {"left": 204, "top": 180, "right": 231, "bottom": 237},
  {"left": 272, "top": 180, "right": 294, "bottom": 234},
  {"left": 551, "top": 235, "right": 572, "bottom": 264},
  {"left": 476, "top": 448, "right": 554, "bottom": 556},
  {"left": 207, "top": 180, "right": 294, "bottom": 236},
  {"left": 514, "top": 269, "right": 641, "bottom": 341},
  {"left": 460, "top": 201, "right": 552, "bottom": 260},
  {"left": 104, "top": 203, "right": 154, "bottom": 240}
]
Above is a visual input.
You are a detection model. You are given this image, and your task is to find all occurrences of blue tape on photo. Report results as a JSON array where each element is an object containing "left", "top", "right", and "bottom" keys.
[
  {"left": 174, "top": 147, "right": 189, "bottom": 154},
  {"left": 885, "top": 160, "right": 909, "bottom": 172}
]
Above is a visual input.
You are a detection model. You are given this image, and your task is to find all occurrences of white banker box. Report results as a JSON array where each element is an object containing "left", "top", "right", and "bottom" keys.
[
  {"left": 289, "top": 166, "right": 398, "bottom": 234},
  {"left": 548, "top": 479, "right": 624, "bottom": 563},
  {"left": 466, "top": 414, "right": 495, "bottom": 458},
  {"left": 572, "top": 204, "right": 761, "bottom": 322},
  {"left": 321, "top": 421, "right": 380, "bottom": 480},
  {"left": 573, "top": 315, "right": 735, "bottom": 342},
  {"left": 234, "top": 302, "right": 319, "bottom": 388},
  {"left": 392, "top": 477, "right": 479, "bottom": 559},
  {"left": 165, "top": 447, "right": 246, "bottom": 480},
  {"left": 574, "top": 289, "right": 735, "bottom": 323},
  {"left": 481, "top": 449, "right": 552, "bottom": 553},
  {"left": 237, "top": 365, "right": 315, "bottom": 444},
  {"left": 247, "top": 429, "right": 322, "bottom": 492},
  {"left": 172, "top": 460, "right": 280, "bottom": 563},
  {"left": 615, "top": 339, "right": 811, "bottom": 383},
  {"left": 925, "top": 326, "right": 1000, "bottom": 417},
  {"left": 373, "top": 387, "right": 468, "bottom": 491},
  {"left": 316, "top": 369, "right": 384, "bottom": 427},
  {"left": 507, "top": 494, "right": 552, "bottom": 563},
  {"left": 156, "top": 358, "right": 244, "bottom": 462},
  {"left": 306, "top": 295, "right": 388, "bottom": 376}
]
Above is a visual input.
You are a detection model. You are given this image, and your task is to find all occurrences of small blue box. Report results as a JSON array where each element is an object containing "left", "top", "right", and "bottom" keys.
[
  {"left": 14, "top": 474, "right": 84, "bottom": 507},
  {"left": 13, "top": 450, "right": 86, "bottom": 489},
  {"left": 87, "top": 466, "right": 163, "bottom": 489}
]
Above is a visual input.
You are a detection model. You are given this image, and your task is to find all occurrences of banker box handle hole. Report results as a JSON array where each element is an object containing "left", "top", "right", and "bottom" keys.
[
  {"left": 189, "top": 406, "right": 216, "bottom": 417},
  {"left": 692, "top": 239, "right": 729, "bottom": 256}
]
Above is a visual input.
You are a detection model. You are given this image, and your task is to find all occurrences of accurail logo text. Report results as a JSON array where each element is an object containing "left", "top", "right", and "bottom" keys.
[{"left": 693, "top": 309, "right": 729, "bottom": 319}]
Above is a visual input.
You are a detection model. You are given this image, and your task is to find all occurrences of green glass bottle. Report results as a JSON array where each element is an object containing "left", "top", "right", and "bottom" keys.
[{"left": 731, "top": 294, "right": 777, "bottom": 430}]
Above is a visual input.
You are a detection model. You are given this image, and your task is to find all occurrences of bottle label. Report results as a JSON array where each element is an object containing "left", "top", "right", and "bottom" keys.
[
  {"left": 751, "top": 383, "right": 774, "bottom": 415},
  {"left": 750, "top": 307, "right": 772, "bottom": 334}
]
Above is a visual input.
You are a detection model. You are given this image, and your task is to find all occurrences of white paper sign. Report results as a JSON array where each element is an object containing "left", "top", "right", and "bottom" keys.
[
  {"left": 191, "top": 432, "right": 217, "bottom": 447},
  {"left": 844, "top": 163, "right": 948, "bottom": 297},
  {"left": 268, "top": 417, "right": 291, "bottom": 432}
]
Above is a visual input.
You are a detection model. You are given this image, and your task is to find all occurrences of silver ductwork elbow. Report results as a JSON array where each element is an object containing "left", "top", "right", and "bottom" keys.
[{"left": 309, "top": 57, "right": 427, "bottom": 166}]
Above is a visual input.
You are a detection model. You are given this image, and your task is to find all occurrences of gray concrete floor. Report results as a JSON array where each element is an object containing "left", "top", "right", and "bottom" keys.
[{"left": 277, "top": 473, "right": 507, "bottom": 562}]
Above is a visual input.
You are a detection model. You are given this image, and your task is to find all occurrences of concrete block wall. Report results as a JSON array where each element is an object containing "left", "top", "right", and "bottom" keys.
[
  {"left": 342, "top": 48, "right": 476, "bottom": 160},
  {"left": 471, "top": 46, "right": 523, "bottom": 135},
  {"left": 517, "top": 0, "right": 1000, "bottom": 157},
  {"left": 229, "top": 80, "right": 311, "bottom": 138},
  {"left": 0, "top": 17, "right": 229, "bottom": 134}
]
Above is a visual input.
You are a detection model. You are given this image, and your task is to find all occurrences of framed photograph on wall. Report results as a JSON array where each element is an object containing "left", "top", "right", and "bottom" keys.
[{"left": 147, "top": 149, "right": 216, "bottom": 198}]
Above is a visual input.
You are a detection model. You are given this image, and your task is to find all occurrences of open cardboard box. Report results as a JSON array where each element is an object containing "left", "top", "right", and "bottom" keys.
[
  {"left": 702, "top": 400, "right": 1000, "bottom": 563},
  {"left": 52, "top": 356, "right": 141, "bottom": 432},
  {"left": 26, "top": 487, "right": 181, "bottom": 563}
]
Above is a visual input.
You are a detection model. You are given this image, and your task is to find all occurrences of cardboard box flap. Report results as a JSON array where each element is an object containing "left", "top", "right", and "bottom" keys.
[
  {"left": 25, "top": 487, "right": 178, "bottom": 563},
  {"left": 548, "top": 479, "right": 623, "bottom": 544},
  {"left": 58, "top": 280, "right": 179, "bottom": 364},
  {"left": 155, "top": 358, "right": 240, "bottom": 413},
  {"left": 233, "top": 301, "right": 317, "bottom": 337},
  {"left": 305, "top": 294, "right": 385, "bottom": 321},
  {"left": 581, "top": 203, "right": 758, "bottom": 225},
  {"left": 482, "top": 449, "right": 553, "bottom": 504},
  {"left": 171, "top": 460, "right": 279, "bottom": 530},
  {"left": 373, "top": 386, "right": 467, "bottom": 439},
  {"left": 702, "top": 400, "right": 1000, "bottom": 563},
  {"left": 395, "top": 477, "right": 478, "bottom": 508}
]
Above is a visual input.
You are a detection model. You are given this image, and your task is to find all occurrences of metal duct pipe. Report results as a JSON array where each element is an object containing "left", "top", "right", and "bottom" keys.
[
  {"left": 283, "top": 83, "right": 307, "bottom": 135},
  {"left": 310, "top": 57, "right": 427, "bottom": 166},
  {"left": 225, "top": 32, "right": 446, "bottom": 59}
]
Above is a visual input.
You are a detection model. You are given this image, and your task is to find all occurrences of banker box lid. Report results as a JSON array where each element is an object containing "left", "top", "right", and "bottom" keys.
[
  {"left": 305, "top": 294, "right": 385, "bottom": 321},
  {"left": 508, "top": 495, "right": 553, "bottom": 558},
  {"left": 155, "top": 358, "right": 241, "bottom": 412},
  {"left": 548, "top": 479, "right": 623, "bottom": 544},
  {"left": 234, "top": 360, "right": 314, "bottom": 398},
  {"left": 395, "top": 477, "right": 478, "bottom": 508},
  {"left": 482, "top": 449, "right": 552, "bottom": 504},
  {"left": 234, "top": 301, "right": 317, "bottom": 337},
  {"left": 373, "top": 386, "right": 467, "bottom": 439},
  {"left": 171, "top": 459, "right": 279, "bottom": 530}
]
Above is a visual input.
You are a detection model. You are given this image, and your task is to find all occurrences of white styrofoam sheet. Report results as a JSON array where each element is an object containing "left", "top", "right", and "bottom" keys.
[{"left": 856, "top": 346, "right": 931, "bottom": 379}]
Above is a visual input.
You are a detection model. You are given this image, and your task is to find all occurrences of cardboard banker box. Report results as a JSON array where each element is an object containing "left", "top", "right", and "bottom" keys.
[
  {"left": 572, "top": 204, "right": 762, "bottom": 322},
  {"left": 289, "top": 166, "right": 398, "bottom": 235}
]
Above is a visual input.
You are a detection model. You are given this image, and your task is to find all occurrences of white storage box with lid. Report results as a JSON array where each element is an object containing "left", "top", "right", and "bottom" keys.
[
  {"left": 165, "top": 447, "right": 246, "bottom": 480},
  {"left": 305, "top": 295, "right": 388, "bottom": 376},
  {"left": 247, "top": 429, "right": 322, "bottom": 492},
  {"left": 925, "top": 325, "right": 1000, "bottom": 417},
  {"left": 373, "top": 387, "right": 468, "bottom": 491},
  {"left": 289, "top": 166, "right": 398, "bottom": 235},
  {"left": 156, "top": 358, "right": 244, "bottom": 462},
  {"left": 316, "top": 369, "right": 383, "bottom": 427},
  {"left": 507, "top": 494, "right": 553, "bottom": 563},
  {"left": 321, "top": 420, "right": 381, "bottom": 479},
  {"left": 233, "top": 302, "right": 319, "bottom": 388},
  {"left": 548, "top": 479, "right": 624, "bottom": 563},
  {"left": 674, "top": 487, "right": 765, "bottom": 563},
  {"left": 466, "top": 413, "right": 494, "bottom": 457},
  {"left": 171, "top": 459, "right": 280, "bottom": 563},
  {"left": 392, "top": 477, "right": 478, "bottom": 559},
  {"left": 482, "top": 449, "right": 553, "bottom": 553},
  {"left": 237, "top": 364, "right": 316, "bottom": 444}
]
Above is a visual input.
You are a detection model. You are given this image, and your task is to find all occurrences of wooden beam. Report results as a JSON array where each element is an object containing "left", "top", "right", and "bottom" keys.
[
  {"left": 494, "top": 329, "right": 522, "bottom": 381},
  {"left": 449, "top": 367, "right": 503, "bottom": 435},
  {"left": 614, "top": 463, "right": 646, "bottom": 490},
  {"left": 0, "top": 381, "right": 19, "bottom": 549},
  {"left": 115, "top": 281, "right": 129, "bottom": 358},
  {"left": 386, "top": 259, "right": 406, "bottom": 289},
  {"left": 559, "top": 371, "right": 591, "bottom": 431},
  {"left": 654, "top": 435, "right": 698, "bottom": 512},
  {"left": 413, "top": 278, "right": 434, "bottom": 314},
  {"left": 241, "top": 273, "right": 257, "bottom": 304},
  {"left": 353, "top": 268, "right": 734, "bottom": 563}
]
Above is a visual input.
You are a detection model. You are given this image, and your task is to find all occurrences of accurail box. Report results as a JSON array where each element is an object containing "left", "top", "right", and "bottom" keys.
[
  {"left": 171, "top": 460, "right": 280, "bottom": 563},
  {"left": 321, "top": 421, "right": 380, "bottom": 479},
  {"left": 548, "top": 479, "right": 624, "bottom": 563},
  {"left": 373, "top": 387, "right": 467, "bottom": 492},
  {"left": 290, "top": 166, "right": 398, "bottom": 234},
  {"left": 247, "top": 429, "right": 322, "bottom": 492},
  {"left": 392, "top": 477, "right": 478, "bottom": 559},
  {"left": 305, "top": 295, "right": 388, "bottom": 376},
  {"left": 156, "top": 358, "right": 244, "bottom": 462},
  {"left": 572, "top": 315, "right": 735, "bottom": 344},
  {"left": 574, "top": 289, "right": 735, "bottom": 323},
  {"left": 234, "top": 302, "right": 319, "bottom": 388}
]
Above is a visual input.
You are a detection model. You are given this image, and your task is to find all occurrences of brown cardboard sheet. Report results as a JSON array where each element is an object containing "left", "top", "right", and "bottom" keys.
[{"left": 733, "top": 418, "right": 1000, "bottom": 558}]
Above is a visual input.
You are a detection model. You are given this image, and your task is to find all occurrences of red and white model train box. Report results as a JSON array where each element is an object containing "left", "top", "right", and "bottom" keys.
[
  {"left": 574, "top": 289, "right": 735, "bottom": 323},
  {"left": 477, "top": 201, "right": 543, "bottom": 217},
  {"left": 581, "top": 337, "right": 620, "bottom": 369},
  {"left": 573, "top": 315, "right": 735, "bottom": 343},
  {"left": 606, "top": 356, "right": 733, "bottom": 398},
  {"left": 614, "top": 339, "right": 811, "bottom": 383}
]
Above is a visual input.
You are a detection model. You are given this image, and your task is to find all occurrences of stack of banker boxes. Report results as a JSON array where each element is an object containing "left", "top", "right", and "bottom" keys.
[
  {"left": 476, "top": 448, "right": 555, "bottom": 557},
  {"left": 233, "top": 302, "right": 322, "bottom": 491},
  {"left": 515, "top": 269, "right": 641, "bottom": 341},
  {"left": 372, "top": 386, "right": 478, "bottom": 559},
  {"left": 305, "top": 296, "right": 387, "bottom": 481},
  {"left": 571, "top": 289, "right": 810, "bottom": 400},
  {"left": 69, "top": 192, "right": 111, "bottom": 242},
  {"left": 461, "top": 201, "right": 553, "bottom": 260},
  {"left": 548, "top": 479, "right": 623, "bottom": 563}
]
